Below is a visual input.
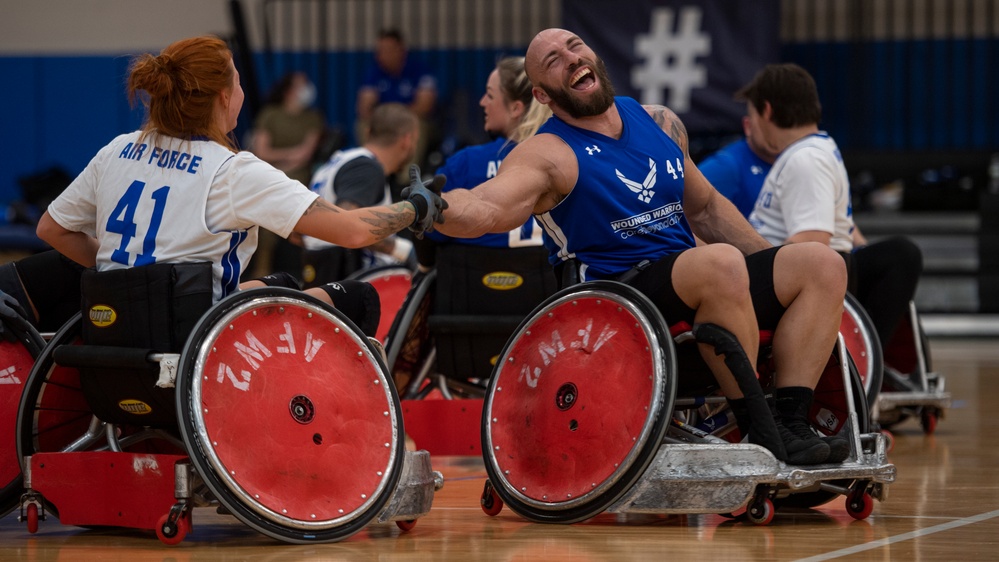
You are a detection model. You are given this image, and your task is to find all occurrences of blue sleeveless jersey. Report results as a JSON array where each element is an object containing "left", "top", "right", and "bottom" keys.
[{"left": 535, "top": 96, "right": 695, "bottom": 279}]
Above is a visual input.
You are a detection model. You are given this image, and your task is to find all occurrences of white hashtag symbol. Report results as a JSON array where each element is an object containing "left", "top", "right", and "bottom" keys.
[{"left": 631, "top": 6, "right": 711, "bottom": 113}]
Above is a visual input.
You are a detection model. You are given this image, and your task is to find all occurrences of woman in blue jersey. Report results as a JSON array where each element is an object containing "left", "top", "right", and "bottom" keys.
[
  {"left": 414, "top": 57, "right": 551, "bottom": 267},
  {"left": 34, "top": 36, "right": 445, "bottom": 336}
]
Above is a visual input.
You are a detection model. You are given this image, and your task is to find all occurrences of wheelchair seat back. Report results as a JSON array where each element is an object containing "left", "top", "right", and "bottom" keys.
[
  {"left": 430, "top": 244, "right": 558, "bottom": 382},
  {"left": 72, "top": 263, "right": 214, "bottom": 428}
]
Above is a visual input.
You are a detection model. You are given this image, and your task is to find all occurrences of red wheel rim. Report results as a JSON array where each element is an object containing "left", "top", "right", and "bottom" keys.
[
  {"left": 193, "top": 298, "right": 398, "bottom": 525},
  {"left": 486, "top": 292, "right": 663, "bottom": 509}
]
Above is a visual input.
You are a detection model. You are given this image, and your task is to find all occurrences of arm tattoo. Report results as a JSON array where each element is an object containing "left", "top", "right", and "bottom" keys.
[
  {"left": 646, "top": 105, "right": 688, "bottom": 154},
  {"left": 360, "top": 201, "right": 414, "bottom": 238}
]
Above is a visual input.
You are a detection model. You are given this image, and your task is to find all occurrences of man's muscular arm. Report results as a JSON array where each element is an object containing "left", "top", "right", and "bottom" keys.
[{"left": 645, "top": 104, "right": 771, "bottom": 254}]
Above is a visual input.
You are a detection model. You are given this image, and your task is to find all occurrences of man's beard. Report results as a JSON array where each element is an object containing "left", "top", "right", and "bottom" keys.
[{"left": 541, "top": 57, "right": 616, "bottom": 119}]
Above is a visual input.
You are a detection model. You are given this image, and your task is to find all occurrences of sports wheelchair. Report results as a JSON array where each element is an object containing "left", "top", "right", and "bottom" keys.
[
  {"left": 6, "top": 263, "right": 441, "bottom": 544},
  {"left": 477, "top": 279, "right": 895, "bottom": 525},
  {"left": 383, "top": 243, "right": 558, "bottom": 399},
  {"left": 875, "top": 301, "right": 950, "bottom": 434}
]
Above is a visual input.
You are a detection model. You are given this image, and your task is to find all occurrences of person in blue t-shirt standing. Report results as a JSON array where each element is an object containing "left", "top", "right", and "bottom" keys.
[{"left": 356, "top": 28, "right": 438, "bottom": 186}]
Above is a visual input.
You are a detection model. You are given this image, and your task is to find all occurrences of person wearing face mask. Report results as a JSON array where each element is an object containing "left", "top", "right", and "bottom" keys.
[{"left": 249, "top": 72, "right": 328, "bottom": 278}]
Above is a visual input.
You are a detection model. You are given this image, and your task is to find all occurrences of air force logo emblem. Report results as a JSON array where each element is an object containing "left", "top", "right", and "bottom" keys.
[{"left": 616, "top": 158, "right": 657, "bottom": 203}]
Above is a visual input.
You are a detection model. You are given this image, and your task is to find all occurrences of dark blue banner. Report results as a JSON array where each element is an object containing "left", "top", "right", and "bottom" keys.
[{"left": 562, "top": 0, "right": 780, "bottom": 133}]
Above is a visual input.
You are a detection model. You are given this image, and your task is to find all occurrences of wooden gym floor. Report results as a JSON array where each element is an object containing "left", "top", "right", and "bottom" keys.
[{"left": 1, "top": 337, "right": 998, "bottom": 561}]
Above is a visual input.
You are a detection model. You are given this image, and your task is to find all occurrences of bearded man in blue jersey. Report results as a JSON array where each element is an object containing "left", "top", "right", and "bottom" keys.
[{"left": 427, "top": 29, "right": 849, "bottom": 465}]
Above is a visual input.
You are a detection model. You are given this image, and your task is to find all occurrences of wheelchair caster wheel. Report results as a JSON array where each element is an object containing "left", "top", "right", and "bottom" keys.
[
  {"left": 481, "top": 480, "right": 503, "bottom": 516},
  {"left": 921, "top": 408, "right": 939, "bottom": 435},
  {"left": 746, "top": 497, "right": 774, "bottom": 526},
  {"left": 881, "top": 429, "right": 895, "bottom": 453},
  {"left": 156, "top": 512, "right": 190, "bottom": 545},
  {"left": 25, "top": 503, "right": 39, "bottom": 534},
  {"left": 846, "top": 489, "right": 874, "bottom": 520},
  {"left": 396, "top": 519, "right": 417, "bottom": 532}
]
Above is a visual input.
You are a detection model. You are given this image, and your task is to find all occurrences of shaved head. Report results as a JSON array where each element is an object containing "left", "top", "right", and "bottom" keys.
[
  {"left": 525, "top": 27, "right": 615, "bottom": 119},
  {"left": 525, "top": 28, "right": 573, "bottom": 84}
]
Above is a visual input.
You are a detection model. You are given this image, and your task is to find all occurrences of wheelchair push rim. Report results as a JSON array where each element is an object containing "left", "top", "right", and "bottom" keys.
[
  {"left": 482, "top": 281, "right": 676, "bottom": 523},
  {"left": 177, "top": 288, "right": 405, "bottom": 543}
]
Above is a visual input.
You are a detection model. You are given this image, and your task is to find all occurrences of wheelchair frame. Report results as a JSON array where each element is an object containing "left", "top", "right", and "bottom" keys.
[
  {"left": 478, "top": 281, "right": 895, "bottom": 525},
  {"left": 11, "top": 287, "right": 442, "bottom": 544}
]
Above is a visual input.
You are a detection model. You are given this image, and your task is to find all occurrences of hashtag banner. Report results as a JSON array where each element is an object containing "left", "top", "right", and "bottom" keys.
[{"left": 562, "top": 0, "right": 780, "bottom": 134}]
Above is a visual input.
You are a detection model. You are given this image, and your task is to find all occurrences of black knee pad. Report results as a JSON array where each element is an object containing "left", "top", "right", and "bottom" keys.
[
  {"left": 320, "top": 280, "right": 381, "bottom": 338},
  {"left": 256, "top": 271, "right": 303, "bottom": 290}
]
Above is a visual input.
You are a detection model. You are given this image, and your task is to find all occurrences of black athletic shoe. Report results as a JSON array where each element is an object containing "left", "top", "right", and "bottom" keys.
[
  {"left": 821, "top": 434, "right": 851, "bottom": 463},
  {"left": 776, "top": 417, "right": 830, "bottom": 465}
]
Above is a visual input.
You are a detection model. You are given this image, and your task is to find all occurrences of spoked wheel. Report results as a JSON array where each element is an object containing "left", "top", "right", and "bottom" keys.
[
  {"left": 482, "top": 281, "right": 677, "bottom": 524},
  {"left": 383, "top": 270, "right": 436, "bottom": 396},
  {"left": 841, "top": 293, "right": 884, "bottom": 407},
  {"left": 347, "top": 265, "right": 413, "bottom": 344},
  {"left": 1, "top": 322, "right": 45, "bottom": 517},
  {"left": 177, "top": 288, "right": 405, "bottom": 544}
]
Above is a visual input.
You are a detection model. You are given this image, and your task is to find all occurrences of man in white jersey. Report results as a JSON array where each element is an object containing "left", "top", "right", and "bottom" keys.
[
  {"left": 745, "top": 66, "right": 853, "bottom": 252},
  {"left": 743, "top": 63, "right": 922, "bottom": 347},
  {"left": 302, "top": 103, "right": 419, "bottom": 286}
]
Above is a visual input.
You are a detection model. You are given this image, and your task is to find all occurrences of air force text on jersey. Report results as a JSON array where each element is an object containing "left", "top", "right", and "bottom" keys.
[
  {"left": 611, "top": 201, "right": 684, "bottom": 239},
  {"left": 118, "top": 142, "right": 203, "bottom": 174}
]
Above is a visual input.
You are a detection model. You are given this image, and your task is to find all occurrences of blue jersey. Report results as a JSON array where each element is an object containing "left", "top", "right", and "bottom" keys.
[
  {"left": 535, "top": 97, "right": 695, "bottom": 280},
  {"left": 361, "top": 58, "right": 437, "bottom": 105},
  {"left": 698, "top": 138, "right": 772, "bottom": 218},
  {"left": 431, "top": 137, "right": 542, "bottom": 248}
]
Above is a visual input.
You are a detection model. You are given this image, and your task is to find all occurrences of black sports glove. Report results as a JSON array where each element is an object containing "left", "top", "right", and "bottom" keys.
[
  {"left": 401, "top": 164, "right": 448, "bottom": 238},
  {"left": 0, "top": 290, "right": 31, "bottom": 343}
]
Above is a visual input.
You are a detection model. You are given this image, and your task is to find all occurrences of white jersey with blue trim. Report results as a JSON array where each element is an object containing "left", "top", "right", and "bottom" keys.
[
  {"left": 535, "top": 96, "right": 695, "bottom": 280},
  {"left": 302, "top": 147, "right": 391, "bottom": 251},
  {"left": 748, "top": 132, "right": 854, "bottom": 252},
  {"left": 47, "top": 131, "right": 318, "bottom": 301}
]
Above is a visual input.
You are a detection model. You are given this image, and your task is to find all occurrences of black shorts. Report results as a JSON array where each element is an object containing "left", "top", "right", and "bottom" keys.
[{"left": 626, "top": 246, "right": 786, "bottom": 330}]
